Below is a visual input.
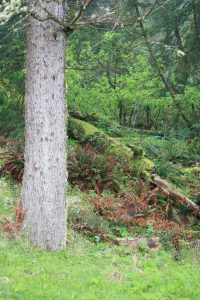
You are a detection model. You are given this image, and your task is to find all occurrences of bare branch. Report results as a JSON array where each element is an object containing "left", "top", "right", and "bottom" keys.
[
  {"left": 147, "top": 0, "right": 172, "bottom": 18},
  {"left": 75, "top": 12, "right": 116, "bottom": 26},
  {"left": 29, "top": 10, "right": 48, "bottom": 22},
  {"left": 29, "top": 0, "right": 65, "bottom": 26},
  {"left": 29, "top": 0, "right": 117, "bottom": 33},
  {"left": 123, "top": 0, "right": 172, "bottom": 27},
  {"left": 143, "top": 0, "right": 159, "bottom": 19},
  {"left": 70, "top": 0, "right": 94, "bottom": 25}
]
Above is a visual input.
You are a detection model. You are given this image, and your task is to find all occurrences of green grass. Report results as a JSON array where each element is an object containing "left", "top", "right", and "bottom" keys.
[
  {"left": 0, "top": 236, "right": 200, "bottom": 300},
  {"left": 0, "top": 178, "right": 19, "bottom": 216},
  {"left": 0, "top": 178, "right": 200, "bottom": 300}
]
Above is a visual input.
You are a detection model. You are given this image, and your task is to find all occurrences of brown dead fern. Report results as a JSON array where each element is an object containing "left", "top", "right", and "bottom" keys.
[{"left": 0, "top": 198, "right": 25, "bottom": 237}]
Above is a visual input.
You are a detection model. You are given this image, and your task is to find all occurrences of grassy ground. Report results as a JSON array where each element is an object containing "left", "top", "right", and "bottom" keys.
[
  {"left": 0, "top": 178, "right": 200, "bottom": 300},
  {"left": 0, "top": 236, "right": 200, "bottom": 300}
]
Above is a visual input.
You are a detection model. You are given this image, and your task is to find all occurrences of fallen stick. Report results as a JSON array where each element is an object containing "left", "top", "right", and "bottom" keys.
[{"left": 152, "top": 174, "right": 200, "bottom": 217}]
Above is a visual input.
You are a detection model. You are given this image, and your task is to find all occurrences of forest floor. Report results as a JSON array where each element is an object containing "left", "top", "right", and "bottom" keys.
[
  {"left": 0, "top": 178, "right": 200, "bottom": 300},
  {"left": 0, "top": 126, "right": 200, "bottom": 299}
]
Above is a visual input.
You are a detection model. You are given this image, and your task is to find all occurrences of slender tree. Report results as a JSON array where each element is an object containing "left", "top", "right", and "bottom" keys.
[{"left": 133, "top": 1, "right": 193, "bottom": 130}]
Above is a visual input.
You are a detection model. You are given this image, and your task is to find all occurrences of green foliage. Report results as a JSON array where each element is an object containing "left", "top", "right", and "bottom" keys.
[
  {"left": 67, "top": 31, "right": 165, "bottom": 128},
  {"left": 0, "top": 0, "right": 200, "bottom": 138},
  {"left": 66, "top": 20, "right": 200, "bottom": 135},
  {"left": 90, "top": 116, "right": 128, "bottom": 137},
  {"left": 68, "top": 118, "right": 154, "bottom": 178},
  {"left": 126, "top": 135, "right": 200, "bottom": 201},
  {"left": 0, "top": 178, "right": 19, "bottom": 217},
  {"left": 0, "top": 103, "right": 24, "bottom": 139},
  {"left": 0, "top": 141, "right": 24, "bottom": 182},
  {"left": 68, "top": 145, "right": 122, "bottom": 194},
  {"left": 0, "top": 173, "right": 199, "bottom": 299},
  {"left": 0, "top": 0, "right": 25, "bottom": 104},
  {"left": 0, "top": 4, "right": 200, "bottom": 299}
]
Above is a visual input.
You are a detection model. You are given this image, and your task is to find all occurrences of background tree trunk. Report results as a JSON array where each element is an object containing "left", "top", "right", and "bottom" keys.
[{"left": 21, "top": 0, "right": 67, "bottom": 250}]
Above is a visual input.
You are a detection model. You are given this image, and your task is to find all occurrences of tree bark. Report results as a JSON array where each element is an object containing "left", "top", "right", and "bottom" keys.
[{"left": 21, "top": 0, "right": 67, "bottom": 250}]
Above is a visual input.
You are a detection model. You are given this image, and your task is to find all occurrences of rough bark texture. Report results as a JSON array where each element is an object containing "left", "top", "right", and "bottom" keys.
[{"left": 21, "top": 0, "right": 67, "bottom": 250}]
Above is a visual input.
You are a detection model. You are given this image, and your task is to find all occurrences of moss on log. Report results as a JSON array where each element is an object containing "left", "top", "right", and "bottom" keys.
[
  {"left": 68, "top": 118, "right": 154, "bottom": 177},
  {"left": 184, "top": 167, "right": 200, "bottom": 176}
]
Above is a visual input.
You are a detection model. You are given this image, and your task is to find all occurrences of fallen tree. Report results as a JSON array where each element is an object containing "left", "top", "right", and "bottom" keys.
[
  {"left": 68, "top": 117, "right": 200, "bottom": 218},
  {"left": 0, "top": 115, "right": 199, "bottom": 219},
  {"left": 152, "top": 174, "right": 200, "bottom": 217},
  {"left": 68, "top": 117, "right": 154, "bottom": 177}
]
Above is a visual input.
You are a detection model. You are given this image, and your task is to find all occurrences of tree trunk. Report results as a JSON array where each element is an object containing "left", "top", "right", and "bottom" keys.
[
  {"left": 21, "top": 0, "right": 67, "bottom": 250},
  {"left": 174, "top": 21, "right": 188, "bottom": 93},
  {"left": 118, "top": 99, "right": 124, "bottom": 125}
]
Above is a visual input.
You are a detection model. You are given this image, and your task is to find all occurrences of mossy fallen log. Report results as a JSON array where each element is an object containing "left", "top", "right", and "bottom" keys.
[
  {"left": 68, "top": 118, "right": 154, "bottom": 177},
  {"left": 69, "top": 110, "right": 100, "bottom": 122},
  {"left": 152, "top": 174, "right": 200, "bottom": 217}
]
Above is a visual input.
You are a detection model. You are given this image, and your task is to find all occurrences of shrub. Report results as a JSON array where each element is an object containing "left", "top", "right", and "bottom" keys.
[
  {"left": 89, "top": 181, "right": 191, "bottom": 236},
  {"left": 90, "top": 182, "right": 154, "bottom": 227},
  {"left": 68, "top": 145, "right": 123, "bottom": 194},
  {"left": 0, "top": 104, "right": 24, "bottom": 139},
  {"left": 0, "top": 136, "right": 7, "bottom": 147},
  {"left": 0, "top": 143, "right": 130, "bottom": 194},
  {"left": 0, "top": 142, "right": 24, "bottom": 182}
]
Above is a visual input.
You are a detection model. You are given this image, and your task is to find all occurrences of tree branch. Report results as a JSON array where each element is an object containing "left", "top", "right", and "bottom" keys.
[
  {"left": 70, "top": 0, "right": 94, "bottom": 25},
  {"left": 29, "top": 0, "right": 116, "bottom": 34}
]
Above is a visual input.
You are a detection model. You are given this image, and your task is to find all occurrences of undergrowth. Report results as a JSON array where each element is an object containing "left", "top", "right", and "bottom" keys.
[
  {"left": 0, "top": 141, "right": 199, "bottom": 246},
  {"left": 0, "top": 104, "right": 24, "bottom": 139},
  {"left": 121, "top": 135, "right": 200, "bottom": 201},
  {"left": 0, "top": 146, "right": 200, "bottom": 299}
]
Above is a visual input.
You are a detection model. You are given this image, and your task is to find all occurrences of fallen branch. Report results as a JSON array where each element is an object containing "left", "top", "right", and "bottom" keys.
[
  {"left": 152, "top": 174, "right": 200, "bottom": 217},
  {"left": 131, "top": 207, "right": 157, "bottom": 218}
]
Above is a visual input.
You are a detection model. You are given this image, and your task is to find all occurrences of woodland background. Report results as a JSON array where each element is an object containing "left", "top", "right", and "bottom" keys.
[{"left": 0, "top": 0, "right": 200, "bottom": 299}]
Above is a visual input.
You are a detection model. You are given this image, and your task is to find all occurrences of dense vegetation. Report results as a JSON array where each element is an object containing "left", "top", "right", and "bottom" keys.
[
  {"left": 0, "top": 0, "right": 200, "bottom": 299},
  {"left": 1, "top": 1, "right": 200, "bottom": 136}
]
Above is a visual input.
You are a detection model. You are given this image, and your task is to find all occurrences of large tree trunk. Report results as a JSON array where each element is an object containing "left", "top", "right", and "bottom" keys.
[{"left": 21, "top": 0, "right": 67, "bottom": 250}]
